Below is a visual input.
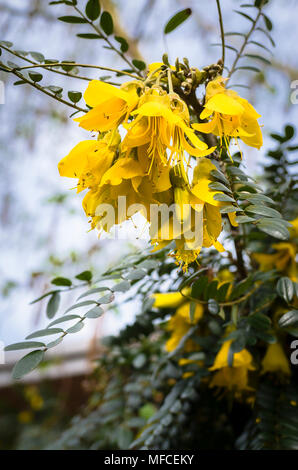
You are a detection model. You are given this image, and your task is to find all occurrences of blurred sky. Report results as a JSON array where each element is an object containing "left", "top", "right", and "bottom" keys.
[{"left": 0, "top": 0, "right": 297, "bottom": 362}]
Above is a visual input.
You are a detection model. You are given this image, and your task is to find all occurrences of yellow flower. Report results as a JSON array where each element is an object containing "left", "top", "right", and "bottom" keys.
[
  {"left": 18, "top": 411, "right": 33, "bottom": 424},
  {"left": 261, "top": 342, "right": 291, "bottom": 376},
  {"left": 209, "top": 338, "right": 255, "bottom": 392},
  {"left": 152, "top": 291, "right": 186, "bottom": 309},
  {"left": 74, "top": 80, "right": 141, "bottom": 132},
  {"left": 166, "top": 302, "right": 204, "bottom": 352},
  {"left": 150, "top": 158, "right": 229, "bottom": 269},
  {"left": 82, "top": 155, "right": 151, "bottom": 232},
  {"left": 252, "top": 217, "right": 298, "bottom": 281},
  {"left": 123, "top": 88, "right": 215, "bottom": 168},
  {"left": 58, "top": 131, "right": 120, "bottom": 192},
  {"left": 192, "top": 77, "right": 263, "bottom": 150}
]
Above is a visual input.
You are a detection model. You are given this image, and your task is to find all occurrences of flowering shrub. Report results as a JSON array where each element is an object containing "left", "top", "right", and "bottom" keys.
[{"left": 2, "top": 0, "right": 298, "bottom": 450}]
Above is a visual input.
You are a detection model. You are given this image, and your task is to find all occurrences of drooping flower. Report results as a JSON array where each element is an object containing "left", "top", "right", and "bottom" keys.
[
  {"left": 152, "top": 291, "right": 203, "bottom": 352},
  {"left": 209, "top": 336, "right": 255, "bottom": 393},
  {"left": 58, "top": 131, "right": 120, "bottom": 192},
  {"left": 192, "top": 77, "right": 263, "bottom": 150},
  {"left": 150, "top": 158, "right": 231, "bottom": 269},
  {"left": 123, "top": 88, "right": 215, "bottom": 169},
  {"left": 74, "top": 80, "right": 142, "bottom": 132},
  {"left": 261, "top": 342, "right": 291, "bottom": 376},
  {"left": 165, "top": 302, "right": 203, "bottom": 352}
]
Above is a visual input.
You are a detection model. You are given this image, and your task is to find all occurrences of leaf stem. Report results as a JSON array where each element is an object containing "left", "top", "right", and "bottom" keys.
[
  {"left": 10, "top": 68, "right": 88, "bottom": 113},
  {"left": 228, "top": 7, "right": 263, "bottom": 78},
  {"left": 73, "top": 5, "right": 143, "bottom": 77}
]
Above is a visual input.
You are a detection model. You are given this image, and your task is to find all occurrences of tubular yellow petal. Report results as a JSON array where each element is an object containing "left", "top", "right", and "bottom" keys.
[
  {"left": 58, "top": 140, "right": 100, "bottom": 178},
  {"left": 205, "top": 93, "right": 245, "bottom": 116}
]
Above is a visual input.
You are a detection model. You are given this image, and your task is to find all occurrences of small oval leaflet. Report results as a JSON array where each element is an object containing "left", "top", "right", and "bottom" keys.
[{"left": 12, "top": 350, "right": 45, "bottom": 380}]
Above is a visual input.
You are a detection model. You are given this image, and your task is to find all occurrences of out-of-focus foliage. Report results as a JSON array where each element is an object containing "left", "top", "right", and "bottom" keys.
[{"left": 0, "top": 0, "right": 298, "bottom": 451}]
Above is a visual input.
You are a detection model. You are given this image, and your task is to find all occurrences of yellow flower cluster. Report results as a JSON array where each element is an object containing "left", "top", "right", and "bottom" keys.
[{"left": 58, "top": 68, "right": 263, "bottom": 268}]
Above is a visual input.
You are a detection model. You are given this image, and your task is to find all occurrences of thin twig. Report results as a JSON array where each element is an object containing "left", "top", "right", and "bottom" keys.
[
  {"left": 228, "top": 7, "right": 263, "bottom": 79},
  {"left": 73, "top": 4, "right": 143, "bottom": 77},
  {"left": 10, "top": 68, "right": 87, "bottom": 113},
  {"left": 15, "top": 62, "right": 140, "bottom": 80},
  {"left": 216, "top": 0, "right": 225, "bottom": 68}
]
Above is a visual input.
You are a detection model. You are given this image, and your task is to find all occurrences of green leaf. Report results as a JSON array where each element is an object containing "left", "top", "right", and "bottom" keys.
[
  {"left": 46, "top": 292, "right": 60, "bottom": 319},
  {"left": 247, "top": 313, "right": 271, "bottom": 330},
  {"left": 47, "top": 85, "right": 63, "bottom": 95},
  {"left": 112, "top": 280, "right": 131, "bottom": 292},
  {"left": 244, "top": 53, "right": 271, "bottom": 65},
  {"left": 30, "top": 51, "right": 45, "bottom": 62},
  {"left": 213, "top": 193, "right": 236, "bottom": 203},
  {"left": 77, "top": 33, "right": 102, "bottom": 39},
  {"left": 191, "top": 276, "right": 208, "bottom": 299},
  {"left": 100, "top": 11, "right": 114, "bottom": 35},
  {"left": 220, "top": 205, "right": 239, "bottom": 214},
  {"left": 77, "top": 286, "right": 110, "bottom": 300},
  {"left": 86, "top": 0, "right": 101, "bottom": 21},
  {"left": 278, "top": 310, "right": 298, "bottom": 328},
  {"left": 235, "top": 215, "right": 255, "bottom": 223},
  {"left": 245, "top": 205, "right": 282, "bottom": 218},
  {"left": 84, "top": 305, "right": 104, "bottom": 318},
  {"left": 68, "top": 90, "right": 82, "bottom": 103},
  {"left": 46, "top": 337, "right": 63, "bottom": 349},
  {"left": 248, "top": 40, "right": 272, "bottom": 54},
  {"left": 26, "top": 328, "right": 64, "bottom": 340},
  {"left": 234, "top": 10, "right": 254, "bottom": 22},
  {"left": 75, "top": 270, "right": 92, "bottom": 281},
  {"left": 30, "top": 290, "right": 60, "bottom": 304},
  {"left": 256, "top": 27, "right": 275, "bottom": 47},
  {"left": 66, "top": 321, "right": 84, "bottom": 333},
  {"left": 48, "top": 314, "right": 81, "bottom": 327},
  {"left": 12, "top": 350, "right": 44, "bottom": 379},
  {"left": 28, "top": 71, "right": 43, "bottom": 82},
  {"left": 217, "top": 282, "right": 231, "bottom": 302},
  {"left": 132, "top": 59, "right": 146, "bottom": 71},
  {"left": 164, "top": 8, "right": 192, "bottom": 34},
  {"left": 115, "top": 36, "right": 129, "bottom": 53},
  {"left": 0, "top": 40, "right": 13, "bottom": 47},
  {"left": 284, "top": 124, "right": 295, "bottom": 141},
  {"left": 277, "top": 277, "right": 294, "bottom": 303},
  {"left": 51, "top": 276, "right": 72, "bottom": 287},
  {"left": 230, "top": 278, "right": 253, "bottom": 301},
  {"left": 133, "top": 353, "right": 147, "bottom": 369},
  {"left": 125, "top": 269, "right": 146, "bottom": 280},
  {"left": 61, "top": 61, "right": 76, "bottom": 72},
  {"left": 58, "top": 16, "right": 88, "bottom": 24},
  {"left": 224, "top": 32, "right": 246, "bottom": 38},
  {"left": 263, "top": 14, "right": 273, "bottom": 31},
  {"left": 238, "top": 193, "right": 275, "bottom": 205},
  {"left": 65, "top": 300, "right": 97, "bottom": 313},
  {"left": 210, "top": 169, "right": 230, "bottom": 186},
  {"left": 208, "top": 299, "right": 219, "bottom": 315},
  {"left": 5, "top": 341, "right": 45, "bottom": 351},
  {"left": 235, "top": 66, "right": 261, "bottom": 73},
  {"left": 208, "top": 182, "right": 232, "bottom": 193},
  {"left": 257, "top": 219, "right": 290, "bottom": 240},
  {"left": 98, "top": 293, "right": 115, "bottom": 304}
]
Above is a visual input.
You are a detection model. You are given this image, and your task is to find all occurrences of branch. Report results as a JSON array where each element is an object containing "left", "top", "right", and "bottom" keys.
[
  {"left": 228, "top": 7, "right": 263, "bottom": 79},
  {"left": 216, "top": 0, "right": 225, "bottom": 68},
  {"left": 9, "top": 68, "right": 87, "bottom": 113},
  {"left": 73, "top": 4, "right": 143, "bottom": 77}
]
